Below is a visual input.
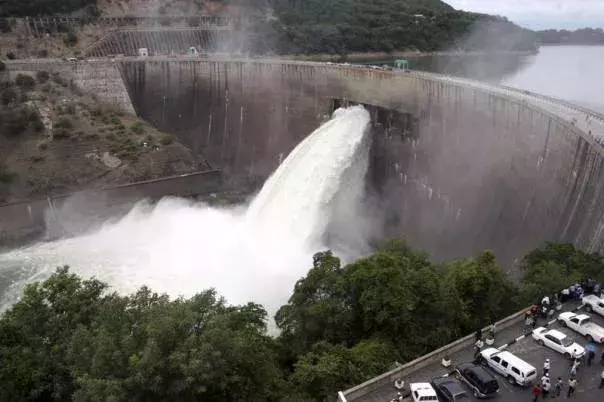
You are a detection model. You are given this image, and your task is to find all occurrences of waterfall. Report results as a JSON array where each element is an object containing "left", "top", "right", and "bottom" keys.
[{"left": 0, "top": 106, "right": 371, "bottom": 317}]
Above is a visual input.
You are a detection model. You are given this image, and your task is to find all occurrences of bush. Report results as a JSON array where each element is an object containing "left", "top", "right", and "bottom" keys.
[
  {"left": 0, "top": 60, "right": 5, "bottom": 72},
  {"left": 0, "top": 88, "right": 17, "bottom": 105},
  {"left": 36, "top": 70, "right": 50, "bottom": 83},
  {"left": 0, "top": 106, "right": 40, "bottom": 137},
  {"left": 0, "top": 18, "right": 11, "bottom": 34},
  {"left": 59, "top": 103, "right": 76, "bottom": 115},
  {"left": 6, "top": 52, "right": 16, "bottom": 60},
  {"left": 37, "top": 49, "right": 49, "bottom": 58},
  {"left": 53, "top": 127, "right": 70, "bottom": 139},
  {"left": 130, "top": 121, "right": 145, "bottom": 134},
  {"left": 64, "top": 32, "right": 78, "bottom": 47},
  {"left": 52, "top": 73, "right": 69, "bottom": 87},
  {"left": 54, "top": 117, "right": 73, "bottom": 130},
  {"left": 15, "top": 73, "right": 35, "bottom": 90}
]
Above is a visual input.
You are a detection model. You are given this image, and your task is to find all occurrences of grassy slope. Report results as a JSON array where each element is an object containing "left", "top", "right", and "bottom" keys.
[{"left": 0, "top": 71, "right": 208, "bottom": 204}]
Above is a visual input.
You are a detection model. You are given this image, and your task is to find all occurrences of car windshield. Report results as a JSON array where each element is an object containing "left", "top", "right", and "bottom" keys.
[{"left": 560, "top": 337, "right": 573, "bottom": 347}]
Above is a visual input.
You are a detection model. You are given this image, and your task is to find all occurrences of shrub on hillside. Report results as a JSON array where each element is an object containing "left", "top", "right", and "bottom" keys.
[
  {"left": 64, "top": 32, "right": 78, "bottom": 47},
  {"left": 0, "top": 60, "right": 5, "bottom": 72},
  {"left": 0, "top": 18, "right": 11, "bottom": 33},
  {"left": 6, "top": 52, "right": 16, "bottom": 60},
  {"left": 52, "top": 73, "right": 69, "bottom": 87},
  {"left": 37, "top": 49, "right": 49, "bottom": 58},
  {"left": 0, "top": 88, "right": 17, "bottom": 105},
  {"left": 130, "top": 121, "right": 145, "bottom": 134},
  {"left": 0, "top": 105, "right": 42, "bottom": 137},
  {"left": 15, "top": 73, "right": 35, "bottom": 90},
  {"left": 54, "top": 117, "right": 73, "bottom": 130},
  {"left": 36, "top": 70, "right": 50, "bottom": 84}
]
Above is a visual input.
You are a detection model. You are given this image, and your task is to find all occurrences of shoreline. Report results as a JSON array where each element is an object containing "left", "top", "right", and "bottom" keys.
[{"left": 278, "top": 50, "right": 538, "bottom": 63}]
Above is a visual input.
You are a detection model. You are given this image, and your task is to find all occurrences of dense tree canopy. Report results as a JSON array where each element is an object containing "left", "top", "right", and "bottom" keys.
[
  {"left": 0, "top": 0, "right": 97, "bottom": 17},
  {"left": 538, "top": 28, "right": 604, "bottom": 45},
  {"left": 0, "top": 241, "right": 601, "bottom": 401},
  {"left": 265, "top": 0, "right": 538, "bottom": 55},
  {"left": 0, "top": 0, "right": 538, "bottom": 55}
]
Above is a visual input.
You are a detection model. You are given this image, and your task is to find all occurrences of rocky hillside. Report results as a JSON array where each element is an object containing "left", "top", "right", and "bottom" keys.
[{"left": 0, "top": 63, "right": 208, "bottom": 204}]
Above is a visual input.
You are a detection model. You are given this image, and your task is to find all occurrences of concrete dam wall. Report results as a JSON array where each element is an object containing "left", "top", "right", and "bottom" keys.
[{"left": 119, "top": 59, "right": 604, "bottom": 264}]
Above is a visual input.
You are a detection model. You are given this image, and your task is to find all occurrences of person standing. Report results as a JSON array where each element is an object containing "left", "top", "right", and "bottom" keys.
[
  {"left": 541, "top": 373, "right": 550, "bottom": 390},
  {"left": 543, "top": 358, "right": 550, "bottom": 375},
  {"left": 553, "top": 377, "right": 563, "bottom": 398},
  {"left": 588, "top": 349, "right": 596, "bottom": 366},
  {"left": 532, "top": 384, "right": 542, "bottom": 402},
  {"left": 542, "top": 377, "right": 551, "bottom": 398},
  {"left": 567, "top": 378, "right": 577, "bottom": 398}
]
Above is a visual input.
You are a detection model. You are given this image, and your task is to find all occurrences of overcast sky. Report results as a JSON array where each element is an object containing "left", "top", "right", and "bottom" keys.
[{"left": 444, "top": 0, "right": 604, "bottom": 30}]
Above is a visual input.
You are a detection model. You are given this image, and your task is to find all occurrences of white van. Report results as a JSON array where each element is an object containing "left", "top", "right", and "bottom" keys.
[{"left": 479, "top": 348, "right": 537, "bottom": 386}]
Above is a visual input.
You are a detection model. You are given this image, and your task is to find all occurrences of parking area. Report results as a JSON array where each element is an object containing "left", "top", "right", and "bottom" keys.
[{"left": 357, "top": 302, "right": 604, "bottom": 402}]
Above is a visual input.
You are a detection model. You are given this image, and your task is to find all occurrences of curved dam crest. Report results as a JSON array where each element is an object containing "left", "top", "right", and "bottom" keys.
[{"left": 3, "top": 58, "right": 604, "bottom": 266}]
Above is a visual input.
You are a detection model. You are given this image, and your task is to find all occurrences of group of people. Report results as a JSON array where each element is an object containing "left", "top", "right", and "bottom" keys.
[{"left": 532, "top": 354, "right": 604, "bottom": 401}]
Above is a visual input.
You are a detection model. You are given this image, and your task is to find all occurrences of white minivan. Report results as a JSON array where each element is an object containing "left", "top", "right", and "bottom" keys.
[{"left": 479, "top": 348, "right": 537, "bottom": 386}]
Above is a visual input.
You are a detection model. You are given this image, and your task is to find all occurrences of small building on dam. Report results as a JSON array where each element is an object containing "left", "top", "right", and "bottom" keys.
[{"left": 3, "top": 57, "right": 604, "bottom": 267}]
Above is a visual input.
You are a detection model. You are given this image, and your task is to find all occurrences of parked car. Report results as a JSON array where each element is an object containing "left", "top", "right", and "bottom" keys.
[
  {"left": 410, "top": 382, "right": 439, "bottom": 402},
  {"left": 479, "top": 347, "right": 537, "bottom": 386},
  {"left": 430, "top": 377, "right": 468, "bottom": 402},
  {"left": 454, "top": 362, "right": 500, "bottom": 398},
  {"left": 558, "top": 312, "right": 604, "bottom": 343},
  {"left": 582, "top": 294, "right": 604, "bottom": 317},
  {"left": 532, "top": 327, "right": 585, "bottom": 359}
]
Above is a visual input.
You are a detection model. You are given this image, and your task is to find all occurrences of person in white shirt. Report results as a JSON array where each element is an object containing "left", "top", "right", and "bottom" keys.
[{"left": 544, "top": 358, "right": 550, "bottom": 375}]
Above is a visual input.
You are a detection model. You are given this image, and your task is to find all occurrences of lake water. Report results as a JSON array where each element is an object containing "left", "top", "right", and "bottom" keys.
[
  {"left": 502, "top": 46, "right": 604, "bottom": 114},
  {"left": 367, "top": 46, "right": 604, "bottom": 113}
]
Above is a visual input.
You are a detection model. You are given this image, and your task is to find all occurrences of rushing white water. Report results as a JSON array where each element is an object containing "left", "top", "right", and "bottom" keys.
[{"left": 0, "top": 106, "right": 371, "bottom": 317}]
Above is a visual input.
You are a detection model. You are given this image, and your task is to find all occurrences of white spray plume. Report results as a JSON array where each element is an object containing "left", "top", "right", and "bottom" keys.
[{"left": 0, "top": 106, "right": 371, "bottom": 321}]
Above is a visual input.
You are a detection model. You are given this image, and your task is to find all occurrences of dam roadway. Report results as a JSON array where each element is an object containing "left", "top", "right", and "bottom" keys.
[{"left": 3, "top": 57, "right": 604, "bottom": 266}]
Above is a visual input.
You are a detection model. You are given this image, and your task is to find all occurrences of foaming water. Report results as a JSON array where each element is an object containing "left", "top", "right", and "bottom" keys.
[{"left": 0, "top": 106, "right": 371, "bottom": 317}]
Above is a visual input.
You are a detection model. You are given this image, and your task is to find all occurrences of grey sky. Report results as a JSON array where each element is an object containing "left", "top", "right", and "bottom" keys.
[{"left": 444, "top": 0, "right": 604, "bottom": 30}]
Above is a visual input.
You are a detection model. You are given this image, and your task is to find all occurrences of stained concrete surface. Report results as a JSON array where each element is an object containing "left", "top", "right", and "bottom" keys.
[{"left": 360, "top": 302, "right": 604, "bottom": 402}]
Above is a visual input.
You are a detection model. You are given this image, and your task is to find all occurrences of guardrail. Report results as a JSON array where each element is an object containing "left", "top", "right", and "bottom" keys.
[{"left": 339, "top": 308, "right": 528, "bottom": 401}]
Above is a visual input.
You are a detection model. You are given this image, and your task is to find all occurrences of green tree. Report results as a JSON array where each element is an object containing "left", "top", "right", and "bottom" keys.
[{"left": 290, "top": 340, "right": 396, "bottom": 401}]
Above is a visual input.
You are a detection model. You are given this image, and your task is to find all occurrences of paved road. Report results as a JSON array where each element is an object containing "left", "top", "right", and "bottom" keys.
[{"left": 359, "top": 301, "right": 604, "bottom": 402}]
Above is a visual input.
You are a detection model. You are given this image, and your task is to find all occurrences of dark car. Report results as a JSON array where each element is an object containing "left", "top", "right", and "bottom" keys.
[
  {"left": 454, "top": 362, "right": 500, "bottom": 398},
  {"left": 430, "top": 377, "right": 468, "bottom": 402}
]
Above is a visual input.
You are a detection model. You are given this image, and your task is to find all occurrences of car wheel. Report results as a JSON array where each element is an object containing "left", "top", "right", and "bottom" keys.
[
  {"left": 564, "top": 352, "right": 571, "bottom": 359},
  {"left": 585, "top": 304, "right": 593, "bottom": 312},
  {"left": 537, "top": 339, "right": 544, "bottom": 346},
  {"left": 507, "top": 375, "right": 515, "bottom": 385},
  {"left": 587, "top": 335, "right": 594, "bottom": 342}
]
